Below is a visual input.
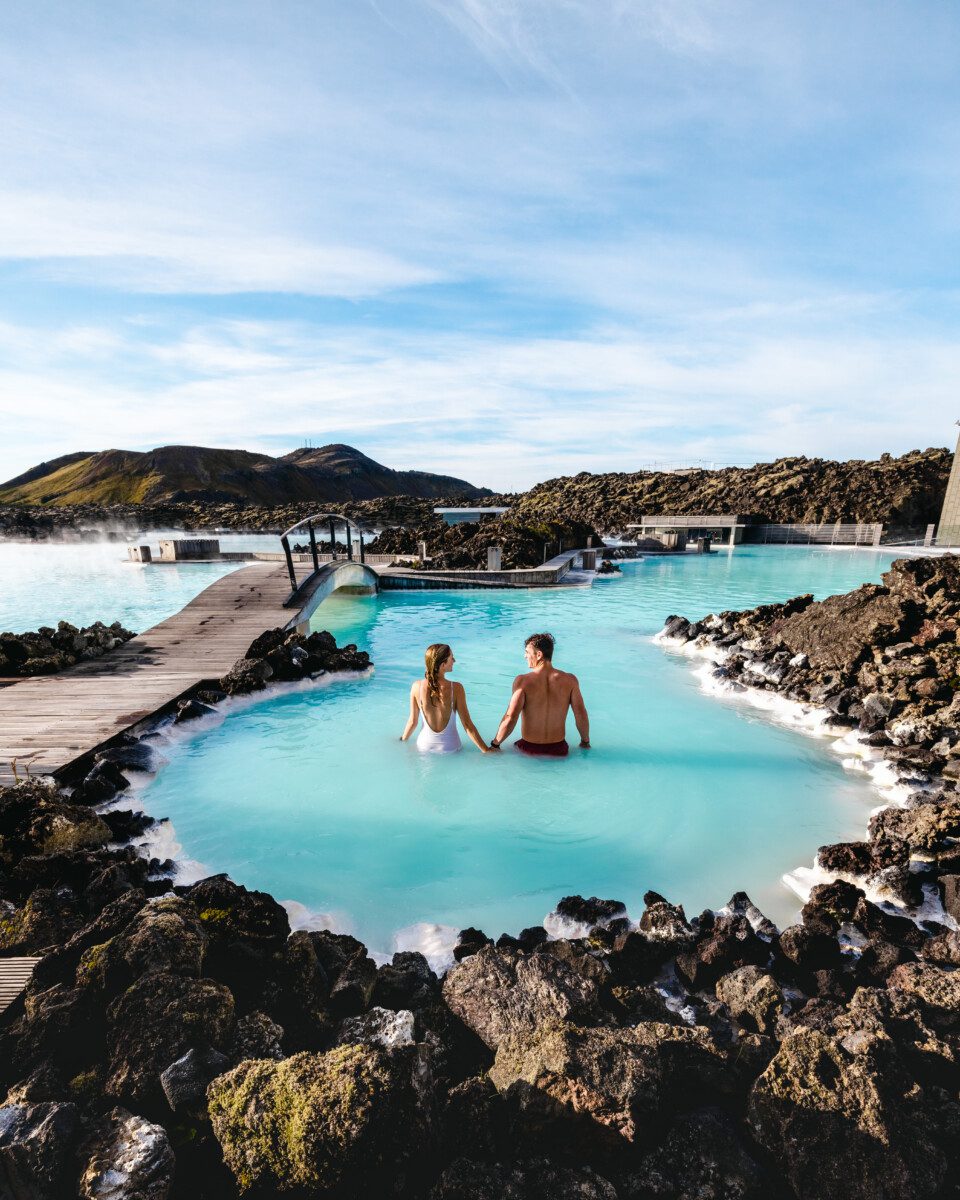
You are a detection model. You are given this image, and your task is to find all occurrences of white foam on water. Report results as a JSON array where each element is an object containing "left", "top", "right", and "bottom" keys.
[
  {"left": 392, "top": 922, "right": 460, "bottom": 975},
  {"left": 659, "top": 629, "right": 954, "bottom": 929},
  {"left": 282, "top": 899, "right": 352, "bottom": 936}
]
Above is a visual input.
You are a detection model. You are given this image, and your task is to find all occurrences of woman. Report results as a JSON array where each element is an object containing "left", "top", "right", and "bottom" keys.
[{"left": 400, "top": 643, "right": 490, "bottom": 753}]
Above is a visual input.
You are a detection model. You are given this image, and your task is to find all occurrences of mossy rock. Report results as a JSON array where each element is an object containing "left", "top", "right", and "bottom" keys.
[{"left": 207, "top": 1044, "right": 433, "bottom": 1194}]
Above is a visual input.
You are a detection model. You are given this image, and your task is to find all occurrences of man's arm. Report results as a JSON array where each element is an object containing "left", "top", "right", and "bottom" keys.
[
  {"left": 491, "top": 676, "right": 525, "bottom": 748},
  {"left": 571, "top": 677, "right": 590, "bottom": 747}
]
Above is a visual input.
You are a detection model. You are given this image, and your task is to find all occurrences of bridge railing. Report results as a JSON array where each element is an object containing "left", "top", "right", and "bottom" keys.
[{"left": 278, "top": 512, "right": 376, "bottom": 593}]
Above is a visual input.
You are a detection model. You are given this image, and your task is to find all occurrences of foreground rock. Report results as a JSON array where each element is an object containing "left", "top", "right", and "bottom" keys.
[{"left": 207, "top": 1044, "right": 434, "bottom": 1194}]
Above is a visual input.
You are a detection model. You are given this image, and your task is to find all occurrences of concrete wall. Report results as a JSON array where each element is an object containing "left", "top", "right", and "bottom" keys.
[{"left": 937, "top": 432, "right": 960, "bottom": 547}]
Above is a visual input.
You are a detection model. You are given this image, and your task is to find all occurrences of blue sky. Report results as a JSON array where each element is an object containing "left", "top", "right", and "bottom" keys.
[{"left": 1, "top": 0, "right": 958, "bottom": 490}]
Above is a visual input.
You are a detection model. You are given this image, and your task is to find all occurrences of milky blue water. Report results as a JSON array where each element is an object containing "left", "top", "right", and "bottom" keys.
[
  {"left": 0, "top": 535, "right": 278, "bottom": 633},
  {"left": 139, "top": 546, "right": 907, "bottom": 956}
]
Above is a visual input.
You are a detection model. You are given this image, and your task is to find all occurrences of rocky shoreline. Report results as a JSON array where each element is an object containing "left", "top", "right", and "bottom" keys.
[{"left": 3, "top": 571, "right": 960, "bottom": 1197}]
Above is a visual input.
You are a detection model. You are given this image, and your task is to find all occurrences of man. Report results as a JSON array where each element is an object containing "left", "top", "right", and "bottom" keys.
[{"left": 490, "top": 632, "right": 590, "bottom": 757}]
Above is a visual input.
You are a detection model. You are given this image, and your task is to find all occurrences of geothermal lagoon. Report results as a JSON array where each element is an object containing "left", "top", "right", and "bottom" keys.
[{"left": 125, "top": 546, "right": 904, "bottom": 962}]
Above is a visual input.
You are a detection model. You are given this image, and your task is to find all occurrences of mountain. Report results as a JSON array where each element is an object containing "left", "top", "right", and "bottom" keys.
[{"left": 0, "top": 444, "right": 489, "bottom": 506}]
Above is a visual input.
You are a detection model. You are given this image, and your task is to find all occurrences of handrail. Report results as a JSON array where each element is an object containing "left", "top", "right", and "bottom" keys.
[{"left": 278, "top": 511, "right": 376, "bottom": 591}]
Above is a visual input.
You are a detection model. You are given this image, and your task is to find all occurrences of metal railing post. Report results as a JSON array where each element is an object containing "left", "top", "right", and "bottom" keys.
[
  {"left": 346, "top": 523, "right": 353, "bottom": 561},
  {"left": 358, "top": 527, "right": 365, "bottom": 564},
  {"left": 308, "top": 521, "right": 319, "bottom": 573},
  {"left": 329, "top": 519, "right": 337, "bottom": 559},
  {"left": 281, "top": 534, "right": 297, "bottom": 591}
]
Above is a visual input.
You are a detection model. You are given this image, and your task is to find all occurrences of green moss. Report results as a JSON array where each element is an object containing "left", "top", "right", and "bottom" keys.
[
  {"left": 198, "top": 907, "right": 233, "bottom": 926},
  {"left": 207, "top": 1045, "right": 412, "bottom": 1193},
  {"left": 68, "top": 1069, "right": 101, "bottom": 1098},
  {"left": 76, "top": 939, "right": 112, "bottom": 988}
]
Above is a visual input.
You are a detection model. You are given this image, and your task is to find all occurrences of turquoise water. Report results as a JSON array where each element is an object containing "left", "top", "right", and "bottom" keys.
[
  {"left": 0, "top": 535, "right": 277, "bottom": 633},
  {"left": 140, "top": 546, "right": 904, "bottom": 956}
]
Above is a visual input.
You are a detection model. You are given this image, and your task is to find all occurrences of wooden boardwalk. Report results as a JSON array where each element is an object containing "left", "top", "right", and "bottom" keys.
[
  {"left": 0, "top": 563, "right": 307, "bottom": 787},
  {"left": 0, "top": 957, "right": 41, "bottom": 1014}
]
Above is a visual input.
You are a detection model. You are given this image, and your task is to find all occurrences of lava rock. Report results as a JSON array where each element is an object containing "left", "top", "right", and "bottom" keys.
[{"left": 78, "top": 1106, "right": 174, "bottom": 1200}]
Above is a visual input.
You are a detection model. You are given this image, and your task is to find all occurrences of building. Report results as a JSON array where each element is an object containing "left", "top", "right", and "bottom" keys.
[
  {"left": 628, "top": 514, "right": 756, "bottom": 546},
  {"left": 937, "top": 428, "right": 960, "bottom": 547},
  {"left": 434, "top": 506, "right": 510, "bottom": 526}
]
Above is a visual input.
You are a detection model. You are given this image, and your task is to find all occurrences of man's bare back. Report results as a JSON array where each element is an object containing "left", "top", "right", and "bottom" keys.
[{"left": 490, "top": 633, "right": 590, "bottom": 757}]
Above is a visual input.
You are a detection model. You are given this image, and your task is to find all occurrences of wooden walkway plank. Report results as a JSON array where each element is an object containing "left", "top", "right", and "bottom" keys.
[
  {"left": 0, "top": 957, "right": 41, "bottom": 1014},
  {"left": 0, "top": 562, "right": 310, "bottom": 787}
]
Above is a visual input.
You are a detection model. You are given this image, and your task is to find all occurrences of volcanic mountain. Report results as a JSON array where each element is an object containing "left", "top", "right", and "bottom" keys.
[{"left": 0, "top": 444, "right": 489, "bottom": 506}]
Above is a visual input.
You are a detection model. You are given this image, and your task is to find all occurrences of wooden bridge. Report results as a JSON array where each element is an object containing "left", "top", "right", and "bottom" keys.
[{"left": 0, "top": 559, "right": 377, "bottom": 788}]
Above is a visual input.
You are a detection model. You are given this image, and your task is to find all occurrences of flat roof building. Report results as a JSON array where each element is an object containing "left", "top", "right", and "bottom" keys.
[
  {"left": 628, "top": 514, "right": 757, "bottom": 545},
  {"left": 434, "top": 506, "right": 510, "bottom": 525}
]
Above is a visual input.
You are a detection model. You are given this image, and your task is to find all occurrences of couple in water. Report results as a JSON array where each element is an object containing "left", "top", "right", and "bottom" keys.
[{"left": 400, "top": 632, "right": 590, "bottom": 757}]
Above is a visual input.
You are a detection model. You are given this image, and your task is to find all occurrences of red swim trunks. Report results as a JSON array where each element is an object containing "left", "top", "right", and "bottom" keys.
[{"left": 516, "top": 738, "right": 569, "bottom": 758}]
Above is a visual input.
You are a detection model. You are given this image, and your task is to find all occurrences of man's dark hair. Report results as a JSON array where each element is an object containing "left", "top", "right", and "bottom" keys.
[{"left": 525, "top": 632, "right": 555, "bottom": 661}]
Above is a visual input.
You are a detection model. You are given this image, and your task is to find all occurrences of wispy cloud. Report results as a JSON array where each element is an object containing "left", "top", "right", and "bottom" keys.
[{"left": 0, "top": 0, "right": 957, "bottom": 485}]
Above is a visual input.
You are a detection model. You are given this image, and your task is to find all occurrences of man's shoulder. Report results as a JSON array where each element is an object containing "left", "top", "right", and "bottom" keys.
[{"left": 552, "top": 667, "right": 578, "bottom": 684}]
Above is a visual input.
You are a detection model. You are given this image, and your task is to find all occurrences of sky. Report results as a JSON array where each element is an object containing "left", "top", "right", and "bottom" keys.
[{"left": 1, "top": 0, "right": 959, "bottom": 491}]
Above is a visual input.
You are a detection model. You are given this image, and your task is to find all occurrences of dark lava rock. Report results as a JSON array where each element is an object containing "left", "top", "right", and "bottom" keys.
[
  {"left": 748, "top": 1027, "right": 947, "bottom": 1200},
  {"left": 0, "top": 1101, "right": 79, "bottom": 1199},
  {"left": 174, "top": 698, "right": 214, "bottom": 723},
  {"left": 78, "top": 1106, "right": 175, "bottom": 1200},
  {"left": 715, "top": 965, "right": 783, "bottom": 1034},
  {"left": 372, "top": 951, "right": 438, "bottom": 1011},
  {"left": 554, "top": 895, "right": 628, "bottom": 930},
  {"left": 454, "top": 928, "right": 494, "bottom": 962},
  {"left": 95, "top": 741, "right": 156, "bottom": 773},
  {"left": 443, "top": 946, "right": 606, "bottom": 1051},
  {"left": 207, "top": 1044, "right": 434, "bottom": 1196},
  {"left": 105, "top": 971, "right": 235, "bottom": 1105},
  {"left": 800, "top": 879, "right": 865, "bottom": 935},
  {"left": 160, "top": 1046, "right": 231, "bottom": 1113},
  {"left": 675, "top": 913, "right": 768, "bottom": 990},
  {"left": 624, "top": 1106, "right": 772, "bottom": 1199},
  {"left": 431, "top": 1158, "right": 618, "bottom": 1200}
]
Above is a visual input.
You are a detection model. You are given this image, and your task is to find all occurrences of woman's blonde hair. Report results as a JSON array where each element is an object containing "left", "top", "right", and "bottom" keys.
[{"left": 424, "top": 643, "right": 452, "bottom": 706}]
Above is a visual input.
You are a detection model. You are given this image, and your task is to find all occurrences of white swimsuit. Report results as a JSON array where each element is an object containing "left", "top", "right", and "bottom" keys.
[{"left": 416, "top": 684, "right": 462, "bottom": 754}]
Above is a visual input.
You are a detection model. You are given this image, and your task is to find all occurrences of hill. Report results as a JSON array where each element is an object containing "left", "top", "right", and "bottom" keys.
[{"left": 0, "top": 444, "right": 488, "bottom": 506}]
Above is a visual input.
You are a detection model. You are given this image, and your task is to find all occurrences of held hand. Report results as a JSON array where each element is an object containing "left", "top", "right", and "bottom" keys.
[
  {"left": 580, "top": 740, "right": 591, "bottom": 749},
  {"left": 489, "top": 742, "right": 502, "bottom": 752}
]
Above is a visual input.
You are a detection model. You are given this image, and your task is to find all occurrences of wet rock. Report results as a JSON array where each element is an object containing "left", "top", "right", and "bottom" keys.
[
  {"left": 187, "top": 874, "right": 289, "bottom": 1003},
  {"left": 160, "top": 1046, "right": 231, "bottom": 1113},
  {"left": 747, "top": 1027, "right": 946, "bottom": 1200},
  {"left": 554, "top": 896, "right": 627, "bottom": 932},
  {"left": 174, "top": 698, "right": 214, "bottom": 723},
  {"left": 333, "top": 1006, "right": 416, "bottom": 1050},
  {"left": 454, "top": 928, "right": 494, "bottom": 961},
  {"left": 624, "top": 1107, "right": 771, "bottom": 1199},
  {"left": 715, "top": 966, "right": 783, "bottom": 1034},
  {"left": 800, "top": 879, "right": 864, "bottom": 935},
  {"left": 75, "top": 760, "right": 130, "bottom": 803},
  {"left": 78, "top": 1106, "right": 174, "bottom": 1200},
  {"left": 29, "top": 804, "right": 111, "bottom": 857},
  {"left": 218, "top": 655, "right": 273, "bottom": 695},
  {"left": 100, "top": 809, "right": 155, "bottom": 841},
  {"left": 850, "top": 896, "right": 924, "bottom": 952},
  {"left": 607, "top": 931, "right": 673, "bottom": 985},
  {"left": 937, "top": 873, "right": 960, "bottom": 923},
  {"left": 776, "top": 924, "right": 842, "bottom": 979},
  {"left": 723, "top": 892, "right": 778, "bottom": 940},
  {"left": 442, "top": 946, "right": 606, "bottom": 1051},
  {"left": 372, "top": 951, "right": 439, "bottom": 1011},
  {"left": 207, "top": 1044, "right": 434, "bottom": 1195},
  {"left": 95, "top": 742, "right": 156, "bottom": 773},
  {"left": 675, "top": 913, "right": 768, "bottom": 989},
  {"left": 0, "top": 1102, "right": 78, "bottom": 1199},
  {"left": 105, "top": 971, "right": 235, "bottom": 1104}
]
